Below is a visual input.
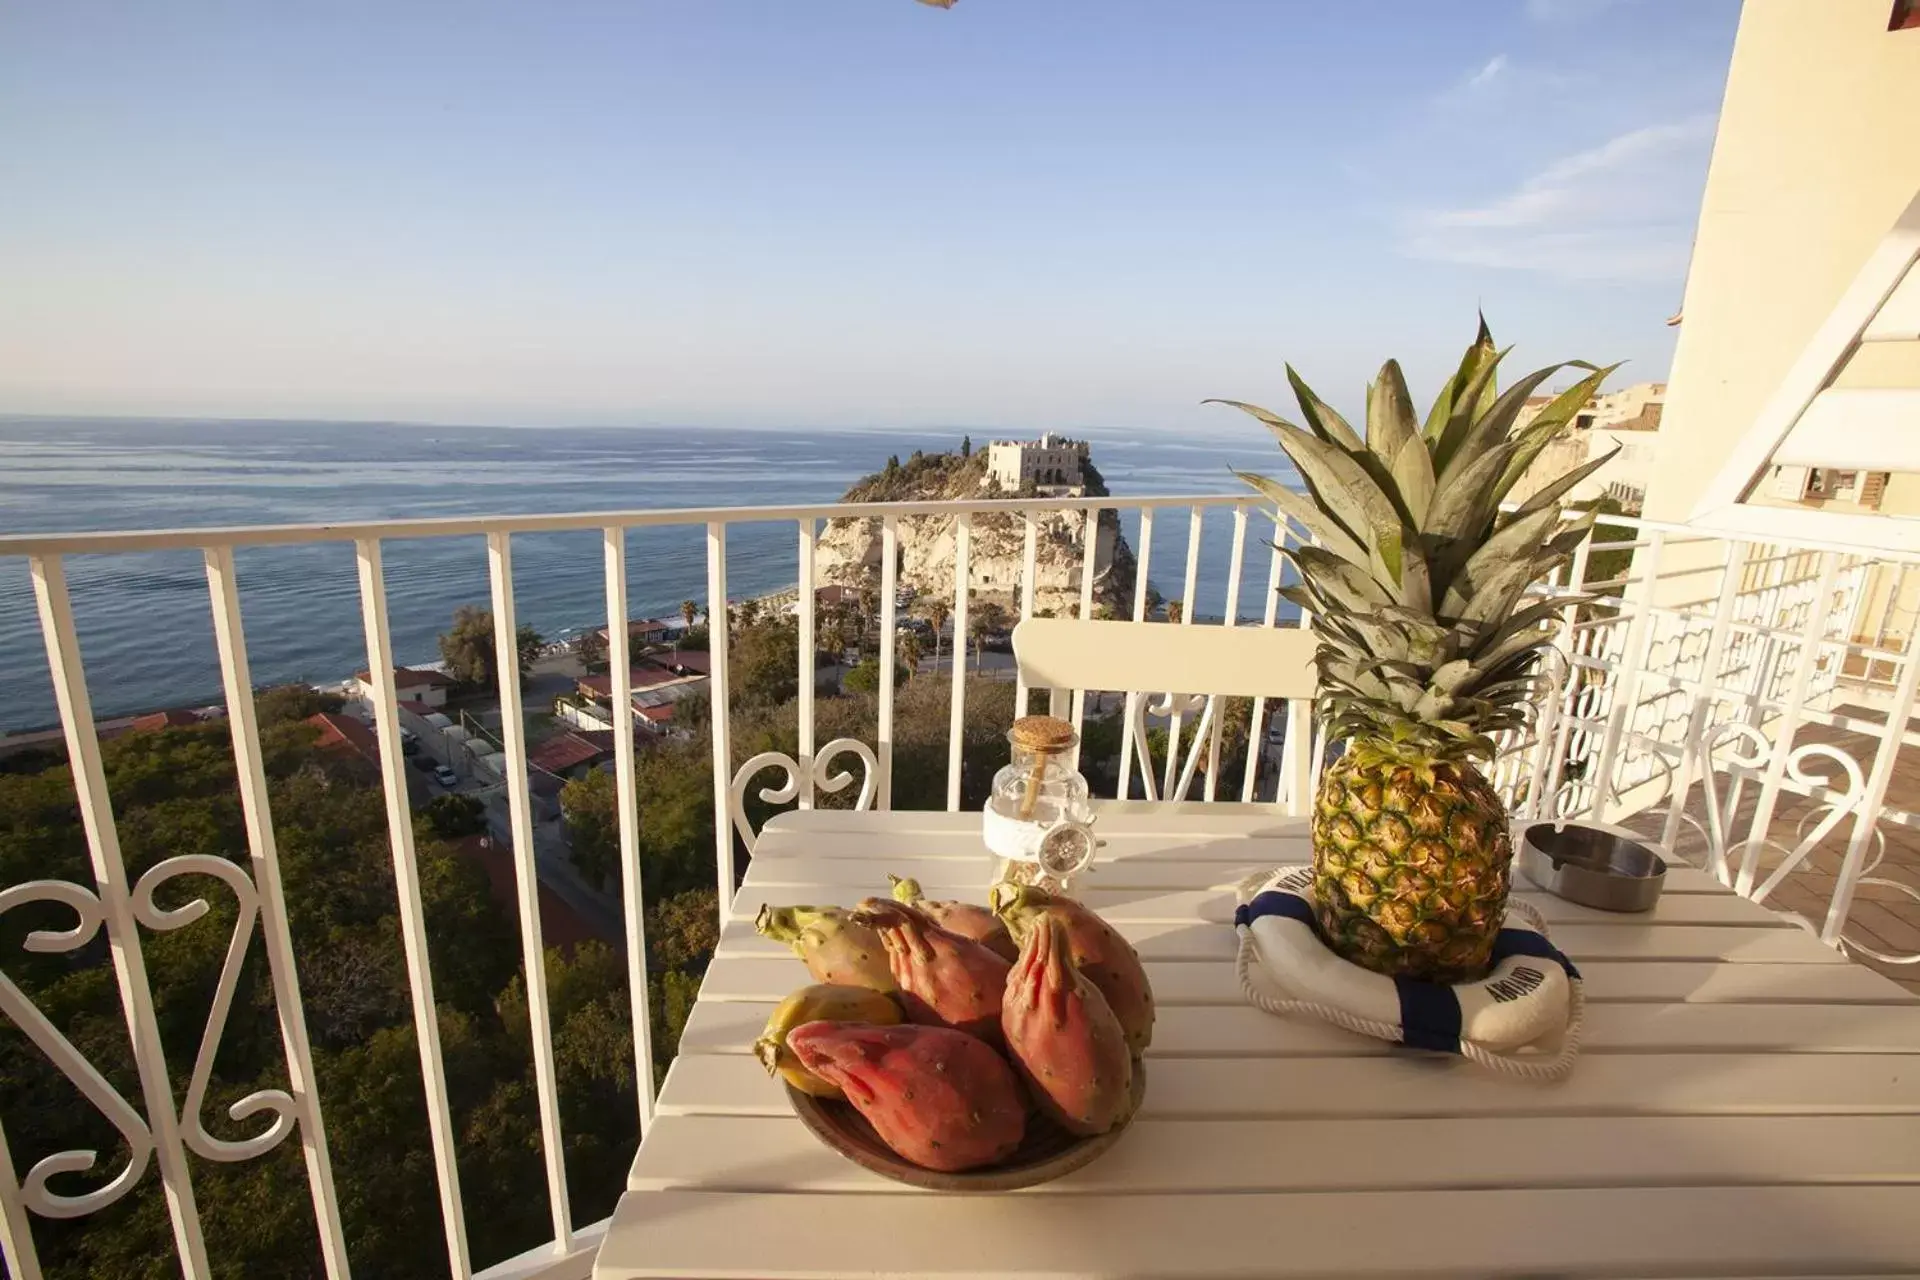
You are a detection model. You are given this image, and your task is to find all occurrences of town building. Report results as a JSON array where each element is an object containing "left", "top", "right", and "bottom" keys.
[
  {"left": 985, "top": 433, "right": 1088, "bottom": 492},
  {"left": 353, "top": 666, "right": 454, "bottom": 708},
  {"left": 589, "top": 618, "right": 676, "bottom": 648},
  {"left": 1509, "top": 382, "right": 1667, "bottom": 511}
]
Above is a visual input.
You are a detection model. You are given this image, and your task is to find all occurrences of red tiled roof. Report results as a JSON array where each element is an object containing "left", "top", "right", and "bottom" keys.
[
  {"left": 354, "top": 666, "right": 453, "bottom": 689},
  {"left": 578, "top": 657, "right": 710, "bottom": 699},
  {"left": 127, "top": 708, "right": 204, "bottom": 733},
  {"left": 659, "top": 650, "right": 710, "bottom": 676},
  {"left": 637, "top": 703, "right": 675, "bottom": 724},
  {"left": 306, "top": 711, "right": 381, "bottom": 765},
  {"left": 447, "top": 835, "right": 607, "bottom": 954},
  {"left": 528, "top": 731, "right": 612, "bottom": 775}
]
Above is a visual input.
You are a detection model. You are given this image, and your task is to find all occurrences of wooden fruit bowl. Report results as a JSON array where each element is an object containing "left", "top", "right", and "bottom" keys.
[{"left": 785, "top": 1062, "right": 1146, "bottom": 1191}]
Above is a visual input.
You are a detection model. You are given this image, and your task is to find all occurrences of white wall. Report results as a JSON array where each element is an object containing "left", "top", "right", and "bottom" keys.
[{"left": 1646, "top": 0, "right": 1920, "bottom": 526}]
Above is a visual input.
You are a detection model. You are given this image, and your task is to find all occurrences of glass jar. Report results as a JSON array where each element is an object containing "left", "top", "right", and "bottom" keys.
[{"left": 984, "top": 715, "right": 1096, "bottom": 894}]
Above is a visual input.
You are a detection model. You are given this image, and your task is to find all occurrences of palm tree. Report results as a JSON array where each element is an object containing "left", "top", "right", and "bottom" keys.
[
  {"left": 923, "top": 598, "right": 950, "bottom": 672},
  {"left": 898, "top": 631, "right": 924, "bottom": 680},
  {"left": 680, "top": 599, "right": 698, "bottom": 635}
]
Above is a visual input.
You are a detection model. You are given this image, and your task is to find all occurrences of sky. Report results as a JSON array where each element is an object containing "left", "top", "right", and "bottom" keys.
[{"left": 0, "top": 0, "right": 1743, "bottom": 434}]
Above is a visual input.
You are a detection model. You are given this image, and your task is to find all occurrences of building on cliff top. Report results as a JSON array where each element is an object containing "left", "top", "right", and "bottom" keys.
[{"left": 986, "top": 433, "right": 1088, "bottom": 493}]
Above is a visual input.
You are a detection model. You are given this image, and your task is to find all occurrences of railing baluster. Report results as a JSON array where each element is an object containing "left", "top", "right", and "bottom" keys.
[
  {"left": 602, "top": 528, "right": 657, "bottom": 1126},
  {"left": 878, "top": 516, "right": 900, "bottom": 810},
  {"left": 0, "top": 1120, "right": 41, "bottom": 1280},
  {"left": 1160, "top": 507, "right": 1203, "bottom": 799},
  {"left": 1288, "top": 524, "right": 1319, "bottom": 812},
  {"left": 1541, "top": 539, "right": 1595, "bottom": 819},
  {"left": 1070, "top": 504, "right": 1100, "bottom": 767},
  {"left": 352, "top": 538, "right": 472, "bottom": 1279},
  {"left": 1660, "top": 541, "right": 1748, "bottom": 849},
  {"left": 797, "top": 519, "right": 818, "bottom": 809},
  {"left": 707, "top": 523, "right": 736, "bottom": 920},
  {"left": 1014, "top": 514, "right": 1039, "bottom": 717},
  {"left": 1737, "top": 551, "right": 1842, "bottom": 897},
  {"left": 203, "top": 547, "right": 350, "bottom": 1278},
  {"left": 1245, "top": 515, "right": 1286, "bottom": 805},
  {"left": 29, "top": 554, "right": 212, "bottom": 1279},
  {"left": 1827, "top": 611, "right": 1920, "bottom": 943},
  {"left": 1204, "top": 507, "right": 1244, "bottom": 802},
  {"left": 1223, "top": 506, "right": 1248, "bottom": 628},
  {"left": 946, "top": 514, "right": 971, "bottom": 811},
  {"left": 484, "top": 532, "right": 574, "bottom": 1252},
  {"left": 1117, "top": 507, "right": 1155, "bottom": 801},
  {"left": 1590, "top": 531, "right": 1665, "bottom": 825}
]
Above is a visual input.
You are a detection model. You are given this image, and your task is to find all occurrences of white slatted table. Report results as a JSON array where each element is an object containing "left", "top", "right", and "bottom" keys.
[{"left": 596, "top": 807, "right": 1920, "bottom": 1279}]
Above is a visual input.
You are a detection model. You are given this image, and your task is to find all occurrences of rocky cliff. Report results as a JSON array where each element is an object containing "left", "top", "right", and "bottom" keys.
[{"left": 815, "top": 447, "right": 1136, "bottom": 617}]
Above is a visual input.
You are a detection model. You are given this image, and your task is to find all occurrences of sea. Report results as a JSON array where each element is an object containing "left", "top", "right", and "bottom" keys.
[{"left": 0, "top": 417, "right": 1301, "bottom": 733}]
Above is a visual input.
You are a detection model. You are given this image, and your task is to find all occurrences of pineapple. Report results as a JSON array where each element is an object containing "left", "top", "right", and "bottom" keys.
[{"left": 1217, "top": 319, "right": 1617, "bottom": 981}]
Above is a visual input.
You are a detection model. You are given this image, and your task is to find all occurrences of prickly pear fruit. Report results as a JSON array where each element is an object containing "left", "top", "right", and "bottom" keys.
[
  {"left": 786, "top": 1020, "right": 1025, "bottom": 1172},
  {"left": 754, "top": 984, "right": 903, "bottom": 1099},
  {"left": 853, "top": 900, "right": 1012, "bottom": 1044},
  {"left": 889, "top": 874, "right": 1018, "bottom": 961},
  {"left": 755, "top": 904, "right": 894, "bottom": 993},
  {"left": 1002, "top": 916, "right": 1134, "bottom": 1135},
  {"left": 990, "top": 882, "right": 1154, "bottom": 1053}
]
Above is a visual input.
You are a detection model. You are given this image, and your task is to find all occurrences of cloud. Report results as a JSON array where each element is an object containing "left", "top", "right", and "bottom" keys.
[
  {"left": 1464, "top": 54, "right": 1509, "bottom": 91},
  {"left": 1399, "top": 115, "right": 1715, "bottom": 282},
  {"left": 1434, "top": 53, "right": 1582, "bottom": 110}
]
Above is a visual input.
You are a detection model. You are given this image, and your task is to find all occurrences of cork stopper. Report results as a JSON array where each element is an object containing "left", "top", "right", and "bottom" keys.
[{"left": 1010, "top": 715, "right": 1076, "bottom": 755}]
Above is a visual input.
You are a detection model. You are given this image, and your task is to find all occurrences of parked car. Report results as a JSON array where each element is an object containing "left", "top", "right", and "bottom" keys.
[
  {"left": 399, "top": 728, "right": 420, "bottom": 756},
  {"left": 433, "top": 765, "right": 459, "bottom": 787}
]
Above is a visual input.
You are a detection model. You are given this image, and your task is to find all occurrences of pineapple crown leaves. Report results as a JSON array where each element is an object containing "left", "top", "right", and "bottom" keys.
[{"left": 1211, "top": 319, "right": 1615, "bottom": 761}]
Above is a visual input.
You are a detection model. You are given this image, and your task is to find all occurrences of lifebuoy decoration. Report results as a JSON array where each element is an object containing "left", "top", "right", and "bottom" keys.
[{"left": 1234, "top": 866, "right": 1584, "bottom": 1081}]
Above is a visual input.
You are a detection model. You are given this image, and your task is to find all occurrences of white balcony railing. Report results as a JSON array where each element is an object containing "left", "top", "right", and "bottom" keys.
[{"left": 2, "top": 492, "right": 1918, "bottom": 1279}]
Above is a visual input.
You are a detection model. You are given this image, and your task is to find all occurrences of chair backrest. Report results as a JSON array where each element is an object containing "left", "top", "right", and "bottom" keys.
[{"left": 1011, "top": 618, "right": 1318, "bottom": 808}]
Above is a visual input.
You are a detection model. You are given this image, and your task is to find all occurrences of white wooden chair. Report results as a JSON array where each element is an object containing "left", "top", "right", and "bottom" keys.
[{"left": 1011, "top": 617, "right": 1319, "bottom": 811}]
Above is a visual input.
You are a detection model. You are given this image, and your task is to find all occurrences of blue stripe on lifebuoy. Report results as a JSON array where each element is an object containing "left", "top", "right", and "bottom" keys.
[
  {"left": 1396, "top": 978, "right": 1463, "bottom": 1054},
  {"left": 1234, "top": 891, "right": 1316, "bottom": 929},
  {"left": 1492, "top": 926, "right": 1582, "bottom": 982}
]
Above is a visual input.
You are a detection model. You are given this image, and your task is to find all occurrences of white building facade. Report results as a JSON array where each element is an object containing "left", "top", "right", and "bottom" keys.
[{"left": 986, "top": 433, "right": 1087, "bottom": 492}]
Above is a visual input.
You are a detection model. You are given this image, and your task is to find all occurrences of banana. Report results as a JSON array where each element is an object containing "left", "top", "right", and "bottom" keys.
[{"left": 754, "top": 983, "right": 902, "bottom": 1098}]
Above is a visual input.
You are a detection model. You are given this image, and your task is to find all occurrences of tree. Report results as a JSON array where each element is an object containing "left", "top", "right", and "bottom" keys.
[
  {"left": 420, "top": 793, "right": 488, "bottom": 840},
  {"left": 961, "top": 434, "right": 972, "bottom": 458},
  {"left": 0, "top": 701, "right": 559, "bottom": 1279},
  {"left": 560, "top": 767, "right": 619, "bottom": 890},
  {"left": 970, "top": 600, "right": 1012, "bottom": 668},
  {"left": 817, "top": 617, "right": 848, "bottom": 667},
  {"left": 922, "top": 598, "right": 950, "bottom": 671},
  {"left": 255, "top": 684, "right": 344, "bottom": 723},
  {"left": 438, "top": 605, "right": 542, "bottom": 691},
  {"left": 1165, "top": 600, "right": 1184, "bottom": 625},
  {"left": 897, "top": 631, "right": 924, "bottom": 679},
  {"left": 680, "top": 599, "right": 699, "bottom": 636},
  {"left": 574, "top": 626, "right": 610, "bottom": 675},
  {"left": 731, "top": 617, "right": 799, "bottom": 708},
  {"left": 647, "top": 888, "right": 719, "bottom": 972},
  {"left": 843, "top": 657, "right": 906, "bottom": 694}
]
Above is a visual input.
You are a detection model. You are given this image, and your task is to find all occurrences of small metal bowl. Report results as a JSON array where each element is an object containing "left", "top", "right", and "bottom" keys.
[{"left": 1518, "top": 822, "right": 1667, "bottom": 913}]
